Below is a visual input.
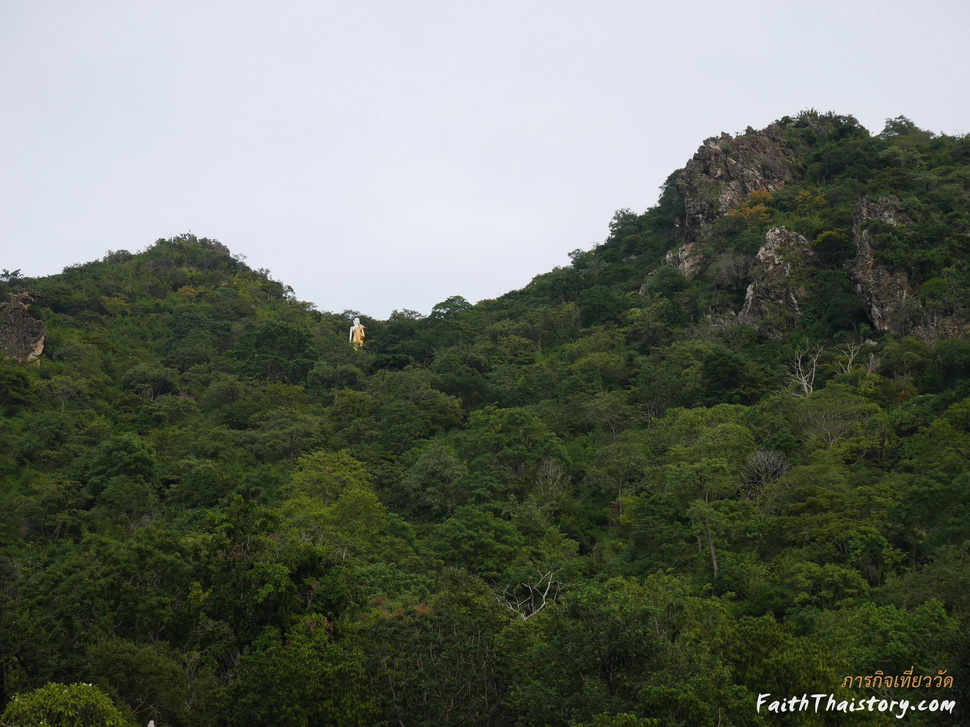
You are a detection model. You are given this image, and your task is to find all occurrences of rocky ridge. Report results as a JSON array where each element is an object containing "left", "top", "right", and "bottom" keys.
[
  {"left": 851, "top": 196, "right": 967, "bottom": 342},
  {"left": 658, "top": 123, "right": 966, "bottom": 342},
  {"left": 675, "top": 123, "right": 795, "bottom": 241},
  {"left": 739, "top": 227, "right": 818, "bottom": 334},
  {"left": 0, "top": 292, "right": 46, "bottom": 363}
]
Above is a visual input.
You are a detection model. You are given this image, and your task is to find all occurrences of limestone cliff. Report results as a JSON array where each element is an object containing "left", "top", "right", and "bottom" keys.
[
  {"left": 0, "top": 292, "right": 46, "bottom": 362},
  {"left": 675, "top": 124, "right": 795, "bottom": 241},
  {"left": 647, "top": 119, "right": 967, "bottom": 342},
  {"left": 662, "top": 242, "right": 703, "bottom": 281},
  {"left": 851, "top": 197, "right": 966, "bottom": 342},
  {"left": 0, "top": 293, "right": 47, "bottom": 362},
  {"left": 739, "top": 227, "right": 818, "bottom": 334},
  {"left": 660, "top": 123, "right": 797, "bottom": 283}
]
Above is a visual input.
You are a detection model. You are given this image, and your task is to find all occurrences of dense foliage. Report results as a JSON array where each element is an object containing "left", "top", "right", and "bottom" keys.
[{"left": 2, "top": 112, "right": 970, "bottom": 725}]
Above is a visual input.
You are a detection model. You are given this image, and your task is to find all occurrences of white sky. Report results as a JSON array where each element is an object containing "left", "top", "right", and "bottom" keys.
[{"left": 2, "top": 0, "right": 969, "bottom": 319}]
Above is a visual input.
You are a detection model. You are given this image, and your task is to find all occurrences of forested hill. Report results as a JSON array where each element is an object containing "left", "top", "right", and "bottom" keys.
[{"left": 2, "top": 110, "right": 970, "bottom": 726}]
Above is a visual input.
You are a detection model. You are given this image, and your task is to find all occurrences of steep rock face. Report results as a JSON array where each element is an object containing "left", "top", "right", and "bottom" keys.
[
  {"left": 739, "top": 227, "right": 817, "bottom": 333},
  {"left": 851, "top": 197, "right": 966, "bottom": 342},
  {"left": 662, "top": 242, "right": 703, "bottom": 281},
  {"left": 0, "top": 292, "right": 46, "bottom": 362},
  {"left": 676, "top": 124, "right": 795, "bottom": 241}
]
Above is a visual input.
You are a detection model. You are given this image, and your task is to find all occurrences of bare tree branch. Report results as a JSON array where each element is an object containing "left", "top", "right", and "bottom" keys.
[
  {"left": 496, "top": 568, "right": 564, "bottom": 620},
  {"left": 866, "top": 352, "right": 883, "bottom": 374},
  {"left": 789, "top": 345, "right": 824, "bottom": 397},
  {"left": 836, "top": 342, "right": 864, "bottom": 374}
]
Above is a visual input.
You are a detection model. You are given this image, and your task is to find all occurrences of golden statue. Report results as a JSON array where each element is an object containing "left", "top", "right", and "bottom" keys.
[{"left": 349, "top": 317, "right": 365, "bottom": 348}]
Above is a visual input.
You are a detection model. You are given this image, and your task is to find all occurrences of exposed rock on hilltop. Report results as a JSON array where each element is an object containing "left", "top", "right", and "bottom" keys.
[
  {"left": 851, "top": 196, "right": 967, "bottom": 342},
  {"left": 740, "top": 227, "right": 818, "bottom": 334},
  {"left": 0, "top": 292, "right": 46, "bottom": 362},
  {"left": 648, "top": 116, "right": 969, "bottom": 344},
  {"left": 676, "top": 124, "right": 795, "bottom": 241},
  {"left": 850, "top": 196, "right": 917, "bottom": 336}
]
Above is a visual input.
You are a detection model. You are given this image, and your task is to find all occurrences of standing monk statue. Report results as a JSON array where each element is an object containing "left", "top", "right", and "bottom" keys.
[{"left": 349, "top": 317, "right": 366, "bottom": 348}]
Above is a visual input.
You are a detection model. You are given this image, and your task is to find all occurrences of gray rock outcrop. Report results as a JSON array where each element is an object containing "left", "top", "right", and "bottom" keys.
[
  {"left": 0, "top": 292, "right": 46, "bottom": 362},
  {"left": 850, "top": 196, "right": 966, "bottom": 342},
  {"left": 662, "top": 242, "right": 703, "bottom": 281},
  {"left": 740, "top": 227, "right": 818, "bottom": 333},
  {"left": 676, "top": 124, "right": 795, "bottom": 241}
]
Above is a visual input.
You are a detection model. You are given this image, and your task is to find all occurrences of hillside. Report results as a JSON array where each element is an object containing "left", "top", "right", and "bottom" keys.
[{"left": 2, "top": 110, "right": 970, "bottom": 726}]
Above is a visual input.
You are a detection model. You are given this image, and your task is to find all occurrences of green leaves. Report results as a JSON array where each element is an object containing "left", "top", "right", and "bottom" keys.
[
  {"left": 0, "top": 359, "right": 34, "bottom": 413},
  {"left": 1, "top": 682, "right": 131, "bottom": 727},
  {"left": 227, "top": 619, "right": 376, "bottom": 727},
  {"left": 73, "top": 433, "right": 157, "bottom": 497},
  {"left": 426, "top": 507, "right": 525, "bottom": 581},
  {"left": 357, "top": 582, "right": 510, "bottom": 727},
  {"left": 5, "top": 126, "right": 970, "bottom": 725}
]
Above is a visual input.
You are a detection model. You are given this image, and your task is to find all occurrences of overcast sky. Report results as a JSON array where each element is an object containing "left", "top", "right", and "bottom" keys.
[{"left": 3, "top": 0, "right": 969, "bottom": 319}]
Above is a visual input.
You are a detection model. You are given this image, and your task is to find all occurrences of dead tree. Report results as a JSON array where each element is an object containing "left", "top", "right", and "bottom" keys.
[
  {"left": 789, "top": 345, "right": 824, "bottom": 397},
  {"left": 497, "top": 569, "right": 564, "bottom": 620}
]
